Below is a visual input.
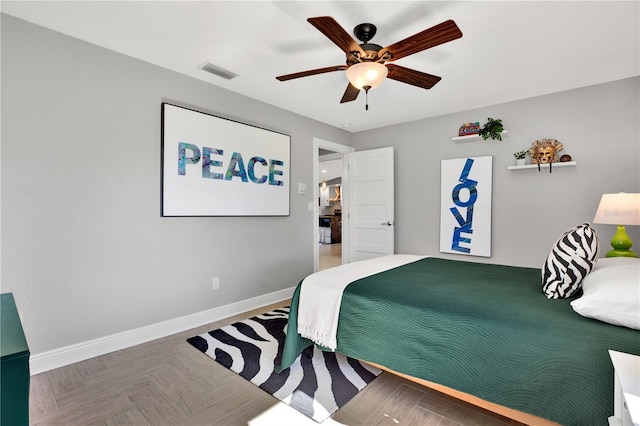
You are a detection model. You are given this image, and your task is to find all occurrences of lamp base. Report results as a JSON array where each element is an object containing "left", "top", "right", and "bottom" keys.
[
  {"left": 605, "top": 248, "right": 638, "bottom": 258},
  {"left": 605, "top": 225, "right": 638, "bottom": 258}
]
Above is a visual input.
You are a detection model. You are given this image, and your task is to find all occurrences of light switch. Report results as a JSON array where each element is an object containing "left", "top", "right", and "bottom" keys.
[{"left": 298, "top": 183, "right": 307, "bottom": 194}]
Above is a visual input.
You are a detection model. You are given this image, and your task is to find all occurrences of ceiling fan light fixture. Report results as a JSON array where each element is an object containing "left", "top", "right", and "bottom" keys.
[{"left": 346, "top": 62, "right": 388, "bottom": 90}]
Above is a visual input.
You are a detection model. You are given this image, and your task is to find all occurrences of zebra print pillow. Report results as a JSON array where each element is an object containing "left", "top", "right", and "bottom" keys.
[{"left": 542, "top": 223, "right": 599, "bottom": 299}]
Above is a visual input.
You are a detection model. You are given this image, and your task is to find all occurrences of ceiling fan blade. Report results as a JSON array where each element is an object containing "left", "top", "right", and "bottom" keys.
[
  {"left": 307, "top": 16, "right": 365, "bottom": 56},
  {"left": 386, "top": 64, "right": 442, "bottom": 89},
  {"left": 379, "top": 20, "right": 462, "bottom": 62},
  {"left": 340, "top": 83, "right": 360, "bottom": 103},
  {"left": 276, "top": 65, "right": 347, "bottom": 81}
]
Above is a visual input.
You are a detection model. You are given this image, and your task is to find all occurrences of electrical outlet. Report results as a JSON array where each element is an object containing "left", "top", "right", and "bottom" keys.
[{"left": 212, "top": 277, "right": 220, "bottom": 290}]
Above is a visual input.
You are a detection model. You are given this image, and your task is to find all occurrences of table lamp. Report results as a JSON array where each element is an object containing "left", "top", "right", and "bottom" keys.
[{"left": 593, "top": 192, "right": 640, "bottom": 257}]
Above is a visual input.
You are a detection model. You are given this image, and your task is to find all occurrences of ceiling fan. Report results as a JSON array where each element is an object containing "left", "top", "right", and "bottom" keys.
[{"left": 276, "top": 16, "right": 463, "bottom": 109}]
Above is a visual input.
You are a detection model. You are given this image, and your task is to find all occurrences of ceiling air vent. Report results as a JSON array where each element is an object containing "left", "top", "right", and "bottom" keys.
[{"left": 198, "top": 62, "right": 237, "bottom": 80}]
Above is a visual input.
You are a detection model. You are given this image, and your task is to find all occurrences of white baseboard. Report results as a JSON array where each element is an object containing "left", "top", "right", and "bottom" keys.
[{"left": 30, "top": 287, "right": 296, "bottom": 375}]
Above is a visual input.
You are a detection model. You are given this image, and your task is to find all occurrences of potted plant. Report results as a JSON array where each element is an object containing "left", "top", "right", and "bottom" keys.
[
  {"left": 514, "top": 150, "right": 528, "bottom": 166},
  {"left": 479, "top": 118, "right": 504, "bottom": 141}
]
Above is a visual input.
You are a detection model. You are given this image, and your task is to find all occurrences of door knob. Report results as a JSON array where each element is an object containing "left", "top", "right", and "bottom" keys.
[{"left": 380, "top": 221, "right": 393, "bottom": 226}]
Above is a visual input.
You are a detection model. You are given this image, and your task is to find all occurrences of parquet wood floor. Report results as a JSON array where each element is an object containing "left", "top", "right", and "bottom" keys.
[{"left": 30, "top": 300, "right": 520, "bottom": 426}]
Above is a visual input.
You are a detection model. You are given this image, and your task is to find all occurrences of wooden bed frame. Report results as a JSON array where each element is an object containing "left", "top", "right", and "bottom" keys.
[{"left": 366, "top": 361, "right": 560, "bottom": 426}]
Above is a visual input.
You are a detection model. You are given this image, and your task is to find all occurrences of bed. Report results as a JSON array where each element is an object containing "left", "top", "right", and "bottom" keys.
[{"left": 277, "top": 256, "right": 640, "bottom": 426}]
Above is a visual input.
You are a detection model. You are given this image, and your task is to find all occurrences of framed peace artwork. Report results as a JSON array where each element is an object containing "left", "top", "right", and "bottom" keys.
[{"left": 161, "top": 103, "right": 290, "bottom": 217}]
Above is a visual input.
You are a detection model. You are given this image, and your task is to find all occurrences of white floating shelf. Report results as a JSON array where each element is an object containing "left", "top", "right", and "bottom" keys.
[
  {"left": 452, "top": 130, "right": 509, "bottom": 142},
  {"left": 507, "top": 161, "right": 576, "bottom": 171}
]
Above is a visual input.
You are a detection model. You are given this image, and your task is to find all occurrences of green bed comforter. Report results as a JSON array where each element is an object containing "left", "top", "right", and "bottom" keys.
[{"left": 278, "top": 257, "right": 640, "bottom": 425}]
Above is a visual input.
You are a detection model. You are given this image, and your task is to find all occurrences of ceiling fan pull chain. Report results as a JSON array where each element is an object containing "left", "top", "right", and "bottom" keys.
[{"left": 364, "top": 85, "right": 371, "bottom": 111}]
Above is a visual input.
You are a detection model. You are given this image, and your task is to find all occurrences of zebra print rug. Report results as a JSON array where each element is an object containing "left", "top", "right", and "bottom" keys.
[{"left": 187, "top": 306, "right": 381, "bottom": 422}]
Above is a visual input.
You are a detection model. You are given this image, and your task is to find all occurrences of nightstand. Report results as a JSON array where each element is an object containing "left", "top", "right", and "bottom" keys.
[{"left": 609, "top": 350, "right": 640, "bottom": 426}]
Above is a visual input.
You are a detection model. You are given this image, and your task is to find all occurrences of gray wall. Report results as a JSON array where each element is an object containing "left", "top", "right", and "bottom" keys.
[
  {"left": 3, "top": 14, "right": 639, "bottom": 358},
  {"left": 353, "top": 77, "right": 640, "bottom": 267},
  {"left": 1, "top": 15, "right": 352, "bottom": 354}
]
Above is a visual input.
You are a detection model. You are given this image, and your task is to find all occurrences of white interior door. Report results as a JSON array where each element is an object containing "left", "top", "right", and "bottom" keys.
[
  {"left": 313, "top": 138, "right": 353, "bottom": 272},
  {"left": 345, "top": 147, "right": 394, "bottom": 262}
]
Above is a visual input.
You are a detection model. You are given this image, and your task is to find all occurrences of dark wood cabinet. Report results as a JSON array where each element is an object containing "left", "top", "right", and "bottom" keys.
[{"left": 330, "top": 215, "right": 341, "bottom": 243}]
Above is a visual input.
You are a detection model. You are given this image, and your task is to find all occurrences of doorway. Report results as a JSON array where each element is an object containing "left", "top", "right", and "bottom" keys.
[
  {"left": 313, "top": 138, "right": 353, "bottom": 272},
  {"left": 318, "top": 151, "right": 342, "bottom": 270}
]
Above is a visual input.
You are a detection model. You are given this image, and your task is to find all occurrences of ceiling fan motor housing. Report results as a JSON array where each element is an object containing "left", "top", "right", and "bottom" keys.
[
  {"left": 352, "top": 23, "right": 383, "bottom": 61},
  {"left": 358, "top": 43, "right": 383, "bottom": 61},
  {"left": 353, "top": 23, "right": 377, "bottom": 42}
]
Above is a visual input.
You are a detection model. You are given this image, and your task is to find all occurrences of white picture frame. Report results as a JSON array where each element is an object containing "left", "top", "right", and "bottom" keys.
[{"left": 161, "top": 103, "right": 290, "bottom": 216}]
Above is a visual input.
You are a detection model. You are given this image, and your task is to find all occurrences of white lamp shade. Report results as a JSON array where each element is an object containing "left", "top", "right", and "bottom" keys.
[
  {"left": 346, "top": 62, "right": 388, "bottom": 90},
  {"left": 593, "top": 193, "right": 640, "bottom": 225}
]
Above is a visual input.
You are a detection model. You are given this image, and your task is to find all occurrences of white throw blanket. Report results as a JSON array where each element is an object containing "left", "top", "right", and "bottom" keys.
[{"left": 297, "top": 254, "right": 427, "bottom": 350}]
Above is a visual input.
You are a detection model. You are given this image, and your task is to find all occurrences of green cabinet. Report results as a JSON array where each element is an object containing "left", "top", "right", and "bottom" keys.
[{"left": 1, "top": 293, "right": 30, "bottom": 425}]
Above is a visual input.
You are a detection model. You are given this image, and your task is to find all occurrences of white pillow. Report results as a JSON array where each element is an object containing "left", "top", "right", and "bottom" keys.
[{"left": 570, "top": 257, "right": 640, "bottom": 330}]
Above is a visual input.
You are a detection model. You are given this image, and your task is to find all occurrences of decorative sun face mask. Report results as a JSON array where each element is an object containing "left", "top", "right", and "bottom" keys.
[
  {"left": 529, "top": 139, "right": 563, "bottom": 164},
  {"left": 537, "top": 147, "right": 554, "bottom": 163}
]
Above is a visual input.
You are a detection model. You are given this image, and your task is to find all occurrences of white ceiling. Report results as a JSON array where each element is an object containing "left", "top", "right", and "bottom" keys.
[
  {"left": 319, "top": 157, "right": 344, "bottom": 183},
  {"left": 1, "top": 1, "right": 638, "bottom": 133}
]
